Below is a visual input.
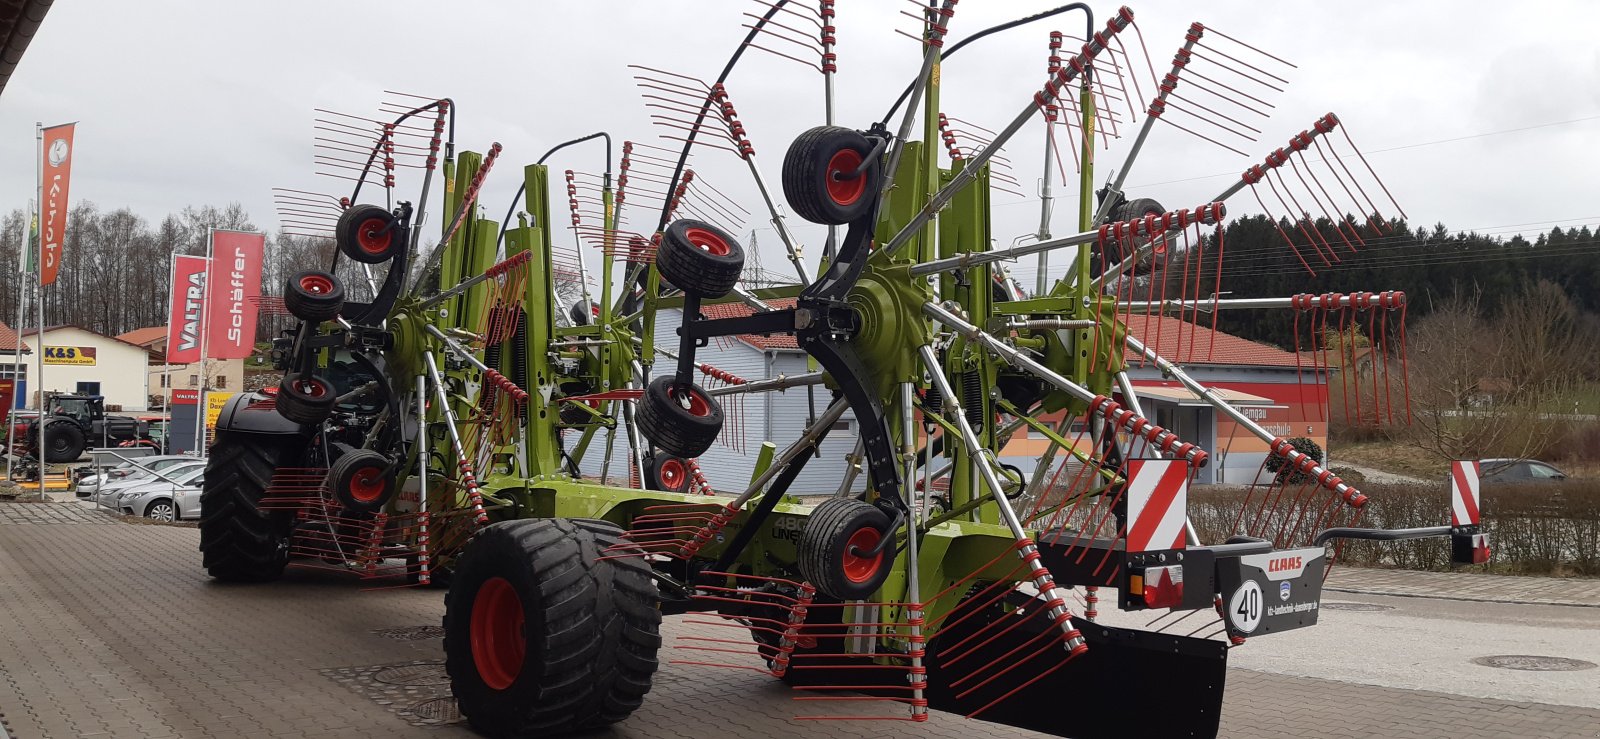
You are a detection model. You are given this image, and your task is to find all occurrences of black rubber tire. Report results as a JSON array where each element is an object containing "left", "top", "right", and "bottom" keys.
[
  {"left": 782, "top": 126, "right": 880, "bottom": 225},
  {"left": 635, "top": 376, "right": 722, "bottom": 459},
  {"left": 798, "top": 498, "right": 894, "bottom": 601},
  {"left": 643, "top": 453, "right": 691, "bottom": 494},
  {"left": 569, "top": 299, "right": 597, "bottom": 326},
  {"left": 36, "top": 420, "right": 84, "bottom": 463},
  {"left": 444, "top": 519, "right": 662, "bottom": 736},
  {"left": 327, "top": 449, "right": 395, "bottom": 513},
  {"left": 1110, "top": 197, "right": 1165, "bottom": 224},
  {"left": 284, "top": 270, "right": 345, "bottom": 323},
  {"left": 200, "top": 431, "right": 297, "bottom": 581},
  {"left": 656, "top": 219, "right": 744, "bottom": 299},
  {"left": 276, "top": 373, "right": 336, "bottom": 426},
  {"left": 336, "top": 204, "right": 404, "bottom": 264}
]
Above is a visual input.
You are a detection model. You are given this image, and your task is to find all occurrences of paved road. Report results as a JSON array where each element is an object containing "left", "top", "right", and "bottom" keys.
[{"left": 2, "top": 501, "right": 1599, "bottom": 738}]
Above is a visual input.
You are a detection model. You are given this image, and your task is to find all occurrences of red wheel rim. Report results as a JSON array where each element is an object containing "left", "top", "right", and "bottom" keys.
[
  {"left": 299, "top": 274, "right": 334, "bottom": 295},
  {"left": 658, "top": 458, "right": 686, "bottom": 491},
  {"left": 356, "top": 217, "right": 392, "bottom": 255},
  {"left": 294, "top": 379, "right": 329, "bottom": 398},
  {"left": 675, "top": 387, "right": 711, "bottom": 417},
  {"left": 825, "top": 149, "right": 866, "bottom": 206},
  {"left": 683, "top": 227, "right": 731, "bottom": 256},
  {"left": 348, "top": 466, "right": 386, "bottom": 504},
  {"left": 841, "top": 526, "right": 884, "bottom": 584},
  {"left": 471, "top": 577, "right": 525, "bottom": 690}
]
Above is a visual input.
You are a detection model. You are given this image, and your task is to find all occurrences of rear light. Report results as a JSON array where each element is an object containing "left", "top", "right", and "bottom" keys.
[{"left": 1136, "top": 565, "right": 1185, "bottom": 609}]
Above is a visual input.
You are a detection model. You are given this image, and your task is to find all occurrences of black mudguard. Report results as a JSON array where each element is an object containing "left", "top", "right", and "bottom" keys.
[{"left": 214, "top": 392, "right": 308, "bottom": 436}]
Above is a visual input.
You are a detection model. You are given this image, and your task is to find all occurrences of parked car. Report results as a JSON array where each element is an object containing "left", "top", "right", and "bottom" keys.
[
  {"left": 116, "top": 464, "right": 206, "bottom": 522},
  {"left": 1479, "top": 458, "right": 1569, "bottom": 484},
  {"left": 77, "top": 454, "right": 197, "bottom": 496},
  {"left": 92, "top": 459, "right": 204, "bottom": 509}
]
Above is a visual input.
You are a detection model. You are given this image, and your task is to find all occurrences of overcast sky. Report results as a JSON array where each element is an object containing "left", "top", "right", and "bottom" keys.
[{"left": 1, "top": 0, "right": 1597, "bottom": 291}]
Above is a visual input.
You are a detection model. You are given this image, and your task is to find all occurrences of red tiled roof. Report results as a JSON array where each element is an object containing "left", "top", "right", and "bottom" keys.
[
  {"left": 0, "top": 320, "right": 28, "bottom": 353},
  {"left": 116, "top": 326, "right": 167, "bottom": 347},
  {"left": 699, "top": 297, "right": 800, "bottom": 350},
  {"left": 688, "top": 302, "right": 1300, "bottom": 367},
  {"left": 1122, "top": 314, "right": 1300, "bottom": 367}
]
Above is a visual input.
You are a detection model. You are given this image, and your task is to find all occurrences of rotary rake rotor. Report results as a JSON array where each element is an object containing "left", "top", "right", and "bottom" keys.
[{"left": 200, "top": 4, "right": 1494, "bottom": 738}]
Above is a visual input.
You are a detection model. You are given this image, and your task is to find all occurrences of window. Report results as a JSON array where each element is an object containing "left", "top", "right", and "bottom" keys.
[
  {"left": 159, "top": 375, "right": 169, "bottom": 388},
  {"left": 188, "top": 375, "right": 199, "bottom": 388},
  {"left": 216, "top": 375, "right": 228, "bottom": 389},
  {"left": 76, "top": 382, "right": 100, "bottom": 396},
  {"left": 1529, "top": 463, "right": 1565, "bottom": 480}
]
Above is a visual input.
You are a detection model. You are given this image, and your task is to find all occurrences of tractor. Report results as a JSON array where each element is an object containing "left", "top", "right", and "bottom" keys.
[
  {"left": 199, "top": 4, "right": 1493, "bottom": 738},
  {"left": 8, "top": 393, "right": 153, "bottom": 481}
]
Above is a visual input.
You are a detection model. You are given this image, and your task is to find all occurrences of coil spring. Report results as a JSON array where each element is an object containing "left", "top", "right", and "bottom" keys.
[
  {"left": 961, "top": 370, "right": 985, "bottom": 429},
  {"left": 508, "top": 308, "right": 529, "bottom": 422}
]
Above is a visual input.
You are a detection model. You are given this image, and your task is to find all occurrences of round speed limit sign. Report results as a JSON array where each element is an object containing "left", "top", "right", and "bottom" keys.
[{"left": 1228, "top": 580, "right": 1264, "bottom": 634}]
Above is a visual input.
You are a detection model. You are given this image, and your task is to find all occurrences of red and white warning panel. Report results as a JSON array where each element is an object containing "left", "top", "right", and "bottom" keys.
[
  {"left": 1449, "top": 460, "right": 1491, "bottom": 564},
  {"left": 1449, "top": 460, "right": 1482, "bottom": 527},
  {"left": 1124, "top": 459, "right": 1189, "bottom": 553}
]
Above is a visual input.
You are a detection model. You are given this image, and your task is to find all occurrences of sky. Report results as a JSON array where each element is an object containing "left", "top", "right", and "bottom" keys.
[{"left": 0, "top": 0, "right": 1597, "bottom": 292}]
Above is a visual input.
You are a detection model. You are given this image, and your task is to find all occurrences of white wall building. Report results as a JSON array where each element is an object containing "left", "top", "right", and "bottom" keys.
[
  {"left": 18, "top": 325, "right": 151, "bottom": 411},
  {"left": 116, "top": 326, "right": 244, "bottom": 409}
]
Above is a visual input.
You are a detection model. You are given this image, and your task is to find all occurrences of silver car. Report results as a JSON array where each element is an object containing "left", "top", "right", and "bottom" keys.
[
  {"left": 94, "top": 459, "right": 205, "bottom": 509},
  {"left": 78, "top": 455, "right": 197, "bottom": 496},
  {"left": 116, "top": 464, "right": 206, "bottom": 522}
]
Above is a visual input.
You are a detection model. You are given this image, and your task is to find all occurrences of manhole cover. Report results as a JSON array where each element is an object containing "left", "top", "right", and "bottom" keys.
[
  {"left": 409, "top": 698, "right": 460, "bottom": 721},
  {"left": 373, "top": 663, "right": 452, "bottom": 685},
  {"left": 1322, "top": 602, "right": 1394, "bottom": 612},
  {"left": 374, "top": 625, "right": 445, "bottom": 641},
  {"left": 1472, "top": 655, "right": 1597, "bottom": 672}
]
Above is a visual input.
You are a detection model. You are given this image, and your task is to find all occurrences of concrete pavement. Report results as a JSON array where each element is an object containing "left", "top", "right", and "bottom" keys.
[{"left": 2, "top": 501, "right": 1599, "bottom": 738}]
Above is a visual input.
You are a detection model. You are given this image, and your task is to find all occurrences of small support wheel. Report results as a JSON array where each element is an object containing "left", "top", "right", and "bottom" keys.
[
  {"left": 568, "top": 299, "right": 598, "bottom": 326},
  {"left": 656, "top": 219, "right": 745, "bottom": 298},
  {"left": 284, "top": 270, "right": 345, "bottom": 323},
  {"left": 782, "top": 125, "right": 881, "bottom": 225},
  {"left": 644, "top": 453, "right": 691, "bottom": 494},
  {"left": 798, "top": 498, "right": 894, "bottom": 601},
  {"left": 636, "top": 376, "right": 722, "bottom": 459},
  {"left": 1110, "top": 196, "right": 1165, "bottom": 224},
  {"left": 328, "top": 449, "right": 396, "bottom": 513},
  {"left": 336, "top": 204, "right": 404, "bottom": 264},
  {"left": 276, "top": 373, "right": 336, "bottom": 426}
]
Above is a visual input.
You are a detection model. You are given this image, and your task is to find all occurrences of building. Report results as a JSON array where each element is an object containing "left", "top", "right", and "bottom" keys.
[
  {"left": 17, "top": 325, "right": 151, "bottom": 410},
  {"left": 995, "top": 315, "right": 1327, "bottom": 486},
  {"left": 571, "top": 298, "right": 866, "bottom": 495},
  {"left": 602, "top": 307, "right": 1328, "bottom": 492},
  {"left": 0, "top": 320, "right": 31, "bottom": 409},
  {"left": 117, "top": 326, "right": 245, "bottom": 409}
]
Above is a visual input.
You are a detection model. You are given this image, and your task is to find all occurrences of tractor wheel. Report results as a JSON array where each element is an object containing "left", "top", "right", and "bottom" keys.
[
  {"left": 643, "top": 453, "right": 690, "bottom": 494},
  {"left": 336, "top": 204, "right": 404, "bottom": 264},
  {"left": 276, "top": 373, "right": 336, "bottom": 426},
  {"left": 37, "top": 420, "right": 85, "bottom": 463},
  {"left": 284, "top": 270, "right": 345, "bottom": 323},
  {"left": 327, "top": 449, "right": 395, "bottom": 513},
  {"left": 782, "top": 125, "right": 880, "bottom": 225},
  {"left": 1110, "top": 196, "right": 1165, "bottom": 224},
  {"left": 636, "top": 376, "right": 722, "bottom": 459},
  {"left": 444, "top": 518, "right": 661, "bottom": 736},
  {"left": 798, "top": 498, "right": 894, "bottom": 601},
  {"left": 656, "top": 219, "right": 744, "bottom": 299},
  {"left": 200, "top": 431, "right": 297, "bottom": 581}
]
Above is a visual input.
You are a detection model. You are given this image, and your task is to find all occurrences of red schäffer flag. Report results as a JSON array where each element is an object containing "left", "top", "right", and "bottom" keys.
[
  {"left": 39, "top": 122, "right": 76, "bottom": 286},
  {"left": 166, "top": 255, "right": 209, "bottom": 364},
  {"left": 205, "top": 230, "right": 265, "bottom": 360}
]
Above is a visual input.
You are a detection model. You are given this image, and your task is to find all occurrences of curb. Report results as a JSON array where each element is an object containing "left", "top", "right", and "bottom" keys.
[{"left": 1323, "top": 585, "right": 1600, "bottom": 609}]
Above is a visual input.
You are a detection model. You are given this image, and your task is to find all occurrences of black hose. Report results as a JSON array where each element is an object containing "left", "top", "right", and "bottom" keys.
[{"left": 496, "top": 131, "right": 614, "bottom": 249}]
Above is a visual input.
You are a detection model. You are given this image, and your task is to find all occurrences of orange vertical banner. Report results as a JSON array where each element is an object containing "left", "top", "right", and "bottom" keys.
[{"left": 39, "top": 122, "right": 75, "bottom": 286}]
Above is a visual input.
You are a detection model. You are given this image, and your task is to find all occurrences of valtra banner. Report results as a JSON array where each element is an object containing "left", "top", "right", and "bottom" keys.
[
  {"left": 166, "top": 254, "right": 209, "bottom": 364},
  {"left": 205, "top": 230, "right": 264, "bottom": 360},
  {"left": 39, "top": 122, "right": 75, "bottom": 286}
]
